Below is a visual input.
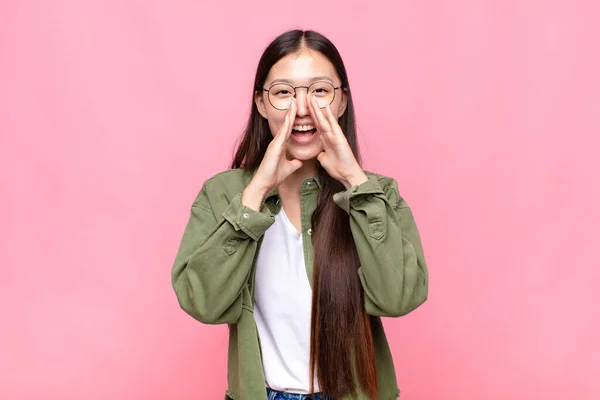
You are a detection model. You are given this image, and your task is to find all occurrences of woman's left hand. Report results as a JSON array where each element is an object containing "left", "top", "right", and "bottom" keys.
[{"left": 308, "top": 94, "right": 369, "bottom": 189}]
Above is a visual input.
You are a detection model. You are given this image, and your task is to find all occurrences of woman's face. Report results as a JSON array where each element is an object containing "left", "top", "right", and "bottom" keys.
[{"left": 255, "top": 49, "right": 347, "bottom": 162}]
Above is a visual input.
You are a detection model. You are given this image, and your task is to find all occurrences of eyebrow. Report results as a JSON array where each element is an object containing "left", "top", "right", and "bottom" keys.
[{"left": 269, "top": 76, "right": 334, "bottom": 85}]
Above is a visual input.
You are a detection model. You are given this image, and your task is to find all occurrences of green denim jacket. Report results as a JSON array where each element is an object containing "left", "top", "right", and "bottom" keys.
[{"left": 171, "top": 168, "right": 428, "bottom": 400}]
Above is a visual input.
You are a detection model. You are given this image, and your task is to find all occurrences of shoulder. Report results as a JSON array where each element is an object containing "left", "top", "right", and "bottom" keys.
[
  {"left": 204, "top": 168, "right": 252, "bottom": 189},
  {"left": 192, "top": 168, "right": 253, "bottom": 207},
  {"left": 363, "top": 170, "right": 407, "bottom": 207},
  {"left": 364, "top": 170, "right": 398, "bottom": 190}
]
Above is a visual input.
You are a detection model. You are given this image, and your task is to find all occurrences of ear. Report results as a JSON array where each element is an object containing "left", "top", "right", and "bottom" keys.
[
  {"left": 255, "top": 91, "right": 268, "bottom": 119},
  {"left": 337, "top": 87, "right": 348, "bottom": 117}
]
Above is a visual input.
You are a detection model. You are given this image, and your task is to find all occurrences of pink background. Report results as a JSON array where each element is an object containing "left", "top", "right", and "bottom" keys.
[{"left": 1, "top": 1, "right": 599, "bottom": 399}]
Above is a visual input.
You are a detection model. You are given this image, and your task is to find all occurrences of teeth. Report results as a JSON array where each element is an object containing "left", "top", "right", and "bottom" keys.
[{"left": 292, "top": 125, "right": 315, "bottom": 132}]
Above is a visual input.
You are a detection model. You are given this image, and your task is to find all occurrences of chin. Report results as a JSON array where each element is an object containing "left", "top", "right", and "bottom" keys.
[
  {"left": 286, "top": 136, "right": 323, "bottom": 161},
  {"left": 287, "top": 146, "right": 322, "bottom": 161}
]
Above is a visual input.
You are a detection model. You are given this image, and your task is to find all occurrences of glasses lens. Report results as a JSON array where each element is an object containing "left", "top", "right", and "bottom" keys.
[
  {"left": 309, "top": 81, "right": 335, "bottom": 108},
  {"left": 268, "top": 84, "right": 295, "bottom": 110}
]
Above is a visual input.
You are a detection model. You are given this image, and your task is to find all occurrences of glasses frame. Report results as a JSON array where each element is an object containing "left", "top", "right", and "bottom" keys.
[{"left": 261, "top": 81, "right": 342, "bottom": 111}]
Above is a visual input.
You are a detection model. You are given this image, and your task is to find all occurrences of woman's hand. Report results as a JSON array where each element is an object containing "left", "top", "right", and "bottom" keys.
[
  {"left": 308, "top": 94, "right": 368, "bottom": 189},
  {"left": 243, "top": 99, "right": 303, "bottom": 210}
]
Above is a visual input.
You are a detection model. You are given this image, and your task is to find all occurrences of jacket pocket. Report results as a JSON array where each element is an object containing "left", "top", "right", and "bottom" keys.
[{"left": 223, "top": 230, "right": 247, "bottom": 255}]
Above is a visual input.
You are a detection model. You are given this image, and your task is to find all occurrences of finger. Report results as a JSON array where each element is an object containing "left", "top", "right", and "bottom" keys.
[
  {"left": 310, "top": 94, "right": 330, "bottom": 133},
  {"left": 275, "top": 98, "right": 296, "bottom": 146},
  {"left": 308, "top": 95, "right": 333, "bottom": 149},
  {"left": 285, "top": 98, "right": 297, "bottom": 138},
  {"left": 324, "top": 104, "right": 341, "bottom": 134},
  {"left": 267, "top": 100, "right": 294, "bottom": 159},
  {"left": 306, "top": 94, "right": 322, "bottom": 131}
]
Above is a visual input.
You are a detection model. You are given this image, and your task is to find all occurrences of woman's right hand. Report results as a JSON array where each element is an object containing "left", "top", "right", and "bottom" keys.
[{"left": 242, "top": 99, "right": 303, "bottom": 211}]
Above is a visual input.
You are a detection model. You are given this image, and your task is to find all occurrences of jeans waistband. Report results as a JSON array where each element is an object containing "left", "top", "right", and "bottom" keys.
[{"left": 266, "top": 387, "right": 329, "bottom": 400}]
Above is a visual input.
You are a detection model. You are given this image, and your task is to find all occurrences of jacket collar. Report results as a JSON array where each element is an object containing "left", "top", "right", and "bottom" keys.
[{"left": 247, "top": 168, "right": 322, "bottom": 201}]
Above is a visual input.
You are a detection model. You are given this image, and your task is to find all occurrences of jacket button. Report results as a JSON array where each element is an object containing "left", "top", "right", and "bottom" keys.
[
  {"left": 243, "top": 213, "right": 249, "bottom": 219},
  {"left": 307, "top": 228, "right": 313, "bottom": 235}
]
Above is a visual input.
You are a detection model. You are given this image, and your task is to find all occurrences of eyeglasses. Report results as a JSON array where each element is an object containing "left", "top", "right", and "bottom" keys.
[{"left": 262, "top": 81, "right": 342, "bottom": 111}]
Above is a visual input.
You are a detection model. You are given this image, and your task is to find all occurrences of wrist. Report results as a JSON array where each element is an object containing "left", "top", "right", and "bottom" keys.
[
  {"left": 242, "top": 183, "right": 268, "bottom": 212},
  {"left": 343, "top": 170, "right": 368, "bottom": 189},
  {"left": 246, "top": 181, "right": 270, "bottom": 199}
]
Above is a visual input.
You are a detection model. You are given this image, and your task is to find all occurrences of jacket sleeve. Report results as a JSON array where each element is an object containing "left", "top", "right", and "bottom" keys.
[
  {"left": 171, "top": 184, "right": 275, "bottom": 325},
  {"left": 333, "top": 175, "right": 428, "bottom": 317}
]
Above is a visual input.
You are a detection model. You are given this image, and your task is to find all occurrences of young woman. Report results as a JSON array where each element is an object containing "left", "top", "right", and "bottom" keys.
[{"left": 171, "top": 30, "right": 428, "bottom": 400}]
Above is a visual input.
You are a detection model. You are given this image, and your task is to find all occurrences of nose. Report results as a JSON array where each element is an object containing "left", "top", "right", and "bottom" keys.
[{"left": 294, "top": 90, "right": 310, "bottom": 117}]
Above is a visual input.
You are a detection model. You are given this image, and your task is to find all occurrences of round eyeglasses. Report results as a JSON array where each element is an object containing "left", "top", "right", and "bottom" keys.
[{"left": 262, "top": 81, "right": 342, "bottom": 111}]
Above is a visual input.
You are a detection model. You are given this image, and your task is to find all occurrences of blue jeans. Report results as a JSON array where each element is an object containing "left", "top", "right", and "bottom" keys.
[{"left": 266, "top": 387, "right": 330, "bottom": 400}]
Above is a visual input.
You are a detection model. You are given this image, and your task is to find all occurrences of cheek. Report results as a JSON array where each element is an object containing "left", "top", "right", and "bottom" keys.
[
  {"left": 267, "top": 120, "right": 279, "bottom": 137},
  {"left": 266, "top": 114, "right": 286, "bottom": 137},
  {"left": 333, "top": 99, "right": 344, "bottom": 117},
  {"left": 332, "top": 91, "right": 347, "bottom": 116}
]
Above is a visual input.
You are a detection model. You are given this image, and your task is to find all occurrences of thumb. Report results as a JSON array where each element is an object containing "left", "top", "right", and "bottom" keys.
[
  {"left": 316, "top": 151, "right": 327, "bottom": 165},
  {"left": 282, "top": 158, "right": 303, "bottom": 175},
  {"left": 289, "top": 159, "right": 303, "bottom": 171}
]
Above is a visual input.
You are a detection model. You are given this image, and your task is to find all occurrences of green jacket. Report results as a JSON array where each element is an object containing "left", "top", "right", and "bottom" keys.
[{"left": 171, "top": 168, "right": 428, "bottom": 400}]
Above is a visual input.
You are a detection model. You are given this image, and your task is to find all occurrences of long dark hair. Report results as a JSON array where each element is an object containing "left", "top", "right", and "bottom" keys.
[{"left": 231, "top": 30, "right": 377, "bottom": 400}]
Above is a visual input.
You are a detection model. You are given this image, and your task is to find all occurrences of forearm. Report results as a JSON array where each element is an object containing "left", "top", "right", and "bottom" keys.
[
  {"left": 354, "top": 204, "right": 428, "bottom": 317},
  {"left": 172, "top": 190, "right": 275, "bottom": 324},
  {"left": 173, "top": 219, "right": 258, "bottom": 324},
  {"left": 242, "top": 182, "right": 268, "bottom": 212},
  {"left": 334, "top": 176, "right": 428, "bottom": 317}
]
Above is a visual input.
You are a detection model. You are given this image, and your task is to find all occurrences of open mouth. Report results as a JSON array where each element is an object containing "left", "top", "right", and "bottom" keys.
[
  {"left": 290, "top": 124, "right": 317, "bottom": 143},
  {"left": 292, "top": 125, "right": 317, "bottom": 135}
]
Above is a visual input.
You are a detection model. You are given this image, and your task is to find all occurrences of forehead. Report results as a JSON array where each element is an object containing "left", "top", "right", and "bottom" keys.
[{"left": 266, "top": 49, "right": 339, "bottom": 84}]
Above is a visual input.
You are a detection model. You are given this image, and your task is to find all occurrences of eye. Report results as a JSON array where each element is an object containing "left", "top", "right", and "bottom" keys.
[{"left": 310, "top": 82, "right": 334, "bottom": 97}]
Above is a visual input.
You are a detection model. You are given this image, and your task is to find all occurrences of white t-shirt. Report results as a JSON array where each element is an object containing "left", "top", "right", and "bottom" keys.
[{"left": 253, "top": 207, "right": 319, "bottom": 394}]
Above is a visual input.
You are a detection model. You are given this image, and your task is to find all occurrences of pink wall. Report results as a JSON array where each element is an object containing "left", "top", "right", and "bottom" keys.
[{"left": 1, "top": 1, "right": 598, "bottom": 399}]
